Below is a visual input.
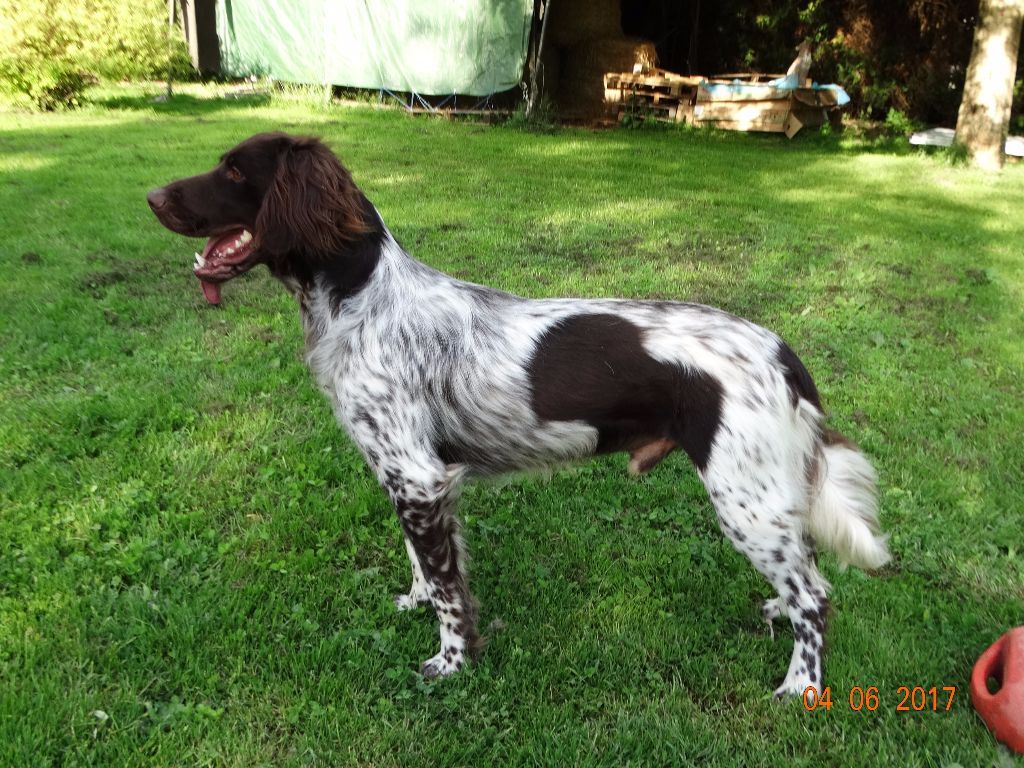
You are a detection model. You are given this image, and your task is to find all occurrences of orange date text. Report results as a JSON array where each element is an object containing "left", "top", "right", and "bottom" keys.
[{"left": 802, "top": 686, "right": 956, "bottom": 712}]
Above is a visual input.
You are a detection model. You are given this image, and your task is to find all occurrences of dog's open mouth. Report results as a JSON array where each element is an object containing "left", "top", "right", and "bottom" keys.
[{"left": 193, "top": 228, "right": 255, "bottom": 305}]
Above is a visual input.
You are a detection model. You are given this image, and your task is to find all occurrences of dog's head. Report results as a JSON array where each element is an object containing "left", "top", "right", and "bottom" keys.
[{"left": 147, "top": 132, "right": 371, "bottom": 304}]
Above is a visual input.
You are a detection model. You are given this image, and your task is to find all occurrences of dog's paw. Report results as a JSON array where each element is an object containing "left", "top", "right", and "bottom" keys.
[
  {"left": 773, "top": 676, "right": 817, "bottom": 701},
  {"left": 394, "top": 592, "right": 429, "bottom": 612},
  {"left": 419, "top": 650, "right": 464, "bottom": 679}
]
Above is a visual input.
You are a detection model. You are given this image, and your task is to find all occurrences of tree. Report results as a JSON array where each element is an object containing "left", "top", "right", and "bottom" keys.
[{"left": 955, "top": 0, "right": 1024, "bottom": 171}]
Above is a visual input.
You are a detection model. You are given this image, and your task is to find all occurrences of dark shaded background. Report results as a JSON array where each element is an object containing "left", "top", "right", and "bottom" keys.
[{"left": 621, "top": 0, "right": 1023, "bottom": 127}]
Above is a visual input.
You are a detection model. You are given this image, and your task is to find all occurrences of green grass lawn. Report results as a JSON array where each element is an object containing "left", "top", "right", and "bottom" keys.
[{"left": 1, "top": 85, "right": 1022, "bottom": 767}]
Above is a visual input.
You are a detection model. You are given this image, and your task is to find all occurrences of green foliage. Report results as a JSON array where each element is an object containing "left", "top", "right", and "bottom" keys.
[
  {"left": 882, "top": 108, "right": 918, "bottom": 137},
  {"left": 506, "top": 96, "right": 558, "bottom": 133},
  {"left": 938, "top": 141, "right": 970, "bottom": 166},
  {"left": 0, "top": 0, "right": 191, "bottom": 109},
  {"left": 615, "top": 92, "right": 674, "bottom": 130},
  {"left": 0, "top": 59, "right": 92, "bottom": 111}
]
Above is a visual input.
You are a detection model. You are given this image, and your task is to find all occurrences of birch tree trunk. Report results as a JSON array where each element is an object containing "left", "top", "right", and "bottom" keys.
[{"left": 955, "top": 0, "right": 1024, "bottom": 171}]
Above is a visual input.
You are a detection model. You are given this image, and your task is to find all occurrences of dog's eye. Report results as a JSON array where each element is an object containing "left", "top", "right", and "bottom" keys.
[{"left": 225, "top": 166, "right": 244, "bottom": 183}]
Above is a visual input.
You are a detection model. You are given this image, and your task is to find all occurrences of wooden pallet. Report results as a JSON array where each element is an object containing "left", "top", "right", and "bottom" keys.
[
  {"left": 603, "top": 68, "right": 701, "bottom": 124},
  {"left": 606, "top": 69, "right": 703, "bottom": 92},
  {"left": 615, "top": 99, "right": 687, "bottom": 123}
]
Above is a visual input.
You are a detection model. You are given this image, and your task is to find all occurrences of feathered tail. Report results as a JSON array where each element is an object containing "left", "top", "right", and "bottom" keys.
[{"left": 806, "top": 431, "right": 890, "bottom": 570}]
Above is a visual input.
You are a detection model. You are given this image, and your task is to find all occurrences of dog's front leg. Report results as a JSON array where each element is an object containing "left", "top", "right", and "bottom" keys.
[{"left": 384, "top": 461, "right": 478, "bottom": 678}]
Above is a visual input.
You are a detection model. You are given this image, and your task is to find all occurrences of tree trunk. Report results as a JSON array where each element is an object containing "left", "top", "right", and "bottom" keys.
[
  {"left": 526, "top": 0, "right": 553, "bottom": 120},
  {"left": 955, "top": 0, "right": 1024, "bottom": 171}
]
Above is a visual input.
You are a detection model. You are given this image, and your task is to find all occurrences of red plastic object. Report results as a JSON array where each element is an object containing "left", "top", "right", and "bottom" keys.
[{"left": 971, "top": 626, "right": 1024, "bottom": 754}]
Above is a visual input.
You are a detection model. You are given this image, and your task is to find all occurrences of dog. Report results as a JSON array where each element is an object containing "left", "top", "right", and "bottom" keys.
[{"left": 148, "top": 132, "right": 889, "bottom": 698}]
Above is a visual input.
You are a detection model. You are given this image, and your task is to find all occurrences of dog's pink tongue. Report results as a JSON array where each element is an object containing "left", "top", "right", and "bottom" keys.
[{"left": 200, "top": 280, "right": 221, "bottom": 305}]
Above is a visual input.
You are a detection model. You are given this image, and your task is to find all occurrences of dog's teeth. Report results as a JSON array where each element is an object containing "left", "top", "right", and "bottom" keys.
[
  {"left": 194, "top": 251, "right": 206, "bottom": 267},
  {"left": 239, "top": 231, "right": 253, "bottom": 244}
]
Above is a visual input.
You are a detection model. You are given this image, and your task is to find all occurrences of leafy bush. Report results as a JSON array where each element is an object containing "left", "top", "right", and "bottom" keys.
[
  {"left": 883, "top": 108, "right": 918, "bottom": 137},
  {"left": 0, "top": 0, "right": 192, "bottom": 109},
  {"left": 26, "top": 65, "right": 93, "bottom": 111}
]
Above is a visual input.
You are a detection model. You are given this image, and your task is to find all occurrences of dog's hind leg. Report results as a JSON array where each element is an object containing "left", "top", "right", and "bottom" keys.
[
  {"left": 760, "top": 546, "right": 830, "bottom": 699},
  {"left": 700, "top": 425, "right": 830, "bottom": 699},
  {"left": 395, "top": 534, "right": 432, "bottom": 611}
]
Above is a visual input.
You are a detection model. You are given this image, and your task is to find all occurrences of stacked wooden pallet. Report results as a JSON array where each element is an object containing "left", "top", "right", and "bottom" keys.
[{"left": 603, "top": 68, "right": 702, "bottom": 124}]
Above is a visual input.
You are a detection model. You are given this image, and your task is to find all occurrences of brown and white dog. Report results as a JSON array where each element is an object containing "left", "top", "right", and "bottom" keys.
[{"left": 148, "top": 132, "right": 889, "bottom": 697}]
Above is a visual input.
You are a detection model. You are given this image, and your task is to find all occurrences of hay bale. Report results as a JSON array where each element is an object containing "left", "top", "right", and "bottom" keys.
[
  {"left": 559, "top": 37, "right": 658, "bottom": 116},
  {"left": 547, "top": 0, "right": 622, "bottom": 48}
]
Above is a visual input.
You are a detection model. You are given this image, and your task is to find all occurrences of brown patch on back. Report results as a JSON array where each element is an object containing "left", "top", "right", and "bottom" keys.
[
  {"left": 628, "top": 437, "right": 677, "bottom": 475},
  {"left": 527, "top": 313, "right": 724, "bottom": 472}
]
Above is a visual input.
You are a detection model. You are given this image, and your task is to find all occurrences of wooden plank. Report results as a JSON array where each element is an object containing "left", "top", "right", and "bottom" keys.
[
  {"left": 698, "top": 119, "right": 788, "bottom": 133},
  {"left": 693, "top": 98, "right": 792, "bottom": 133},
  {"left": 695, "top": 98, "right": 791, "bottom": 117},
  {"left": 792, "top": 88, "right": 841, "bottom": 108},
  {"left": 604, "top": 72, "right": 703, "bottom": 90},
  {"left": 696, "top": 85, "right": 792, "bottom": 103},
  {"left": 784, "top": 111, "right": 803, "bottom": 138},
  {"left": 709, "top": 72, "right": 786, "bottom": 82}
]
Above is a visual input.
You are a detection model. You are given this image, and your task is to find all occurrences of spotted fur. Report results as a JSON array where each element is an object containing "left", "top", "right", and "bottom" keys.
[{"left": 149, "top": 133, "right": 891, "bottom": 698}]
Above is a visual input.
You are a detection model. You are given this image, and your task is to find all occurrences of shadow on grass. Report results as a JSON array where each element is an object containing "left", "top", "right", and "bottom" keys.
[{"left": 621, "top": 119, "right": 921, "bottom": 158}]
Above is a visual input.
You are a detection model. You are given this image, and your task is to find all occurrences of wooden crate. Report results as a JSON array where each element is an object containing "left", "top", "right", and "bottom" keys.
[
  {"left": 693, "top": 96, "right": 792, "bottom": 133},
  {"left": 693, "top": 85, "right": 839, "bottom": 137}
]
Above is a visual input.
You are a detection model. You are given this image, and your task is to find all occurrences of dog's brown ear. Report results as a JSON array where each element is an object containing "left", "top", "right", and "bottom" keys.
[{"left": 255, "top": 137, "right": 371, "bottom": 256}]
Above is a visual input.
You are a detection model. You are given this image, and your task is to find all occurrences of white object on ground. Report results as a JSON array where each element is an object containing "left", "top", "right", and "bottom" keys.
[{"left": 910, "top": 126, "right": 1024, "bottom": 157}]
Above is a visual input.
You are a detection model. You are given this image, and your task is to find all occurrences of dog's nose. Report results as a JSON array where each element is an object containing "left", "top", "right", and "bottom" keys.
[{"left": 147, "top": 188, "right": 168, "bottom": 211}]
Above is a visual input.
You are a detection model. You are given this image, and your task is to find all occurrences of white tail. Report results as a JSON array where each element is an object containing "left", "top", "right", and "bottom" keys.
[{"left": 807, "top": 439, "right": 890, "bottom": 570}]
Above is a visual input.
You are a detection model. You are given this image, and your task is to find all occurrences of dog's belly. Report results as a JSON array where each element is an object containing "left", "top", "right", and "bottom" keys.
[{"left": 433, "top": 406, "right": 599, "bottom": 475}]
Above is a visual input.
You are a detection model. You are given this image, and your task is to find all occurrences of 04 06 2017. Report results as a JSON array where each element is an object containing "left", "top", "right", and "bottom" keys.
[{"left": 802, "top": 685, "right": 957, "bottom": 712}]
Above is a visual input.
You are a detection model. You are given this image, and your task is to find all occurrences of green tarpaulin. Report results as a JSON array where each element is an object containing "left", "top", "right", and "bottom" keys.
[{"left": 216, "top": 0, "right": 534, "bottom": 96}]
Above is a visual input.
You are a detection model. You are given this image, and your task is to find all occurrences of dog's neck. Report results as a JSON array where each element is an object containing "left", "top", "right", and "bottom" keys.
[
  {"left": 265, "top": 194, "right": 388, "bottom": 311},
  {"left": 267, "top": 199, "right": 446, "bottom": 354}
]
